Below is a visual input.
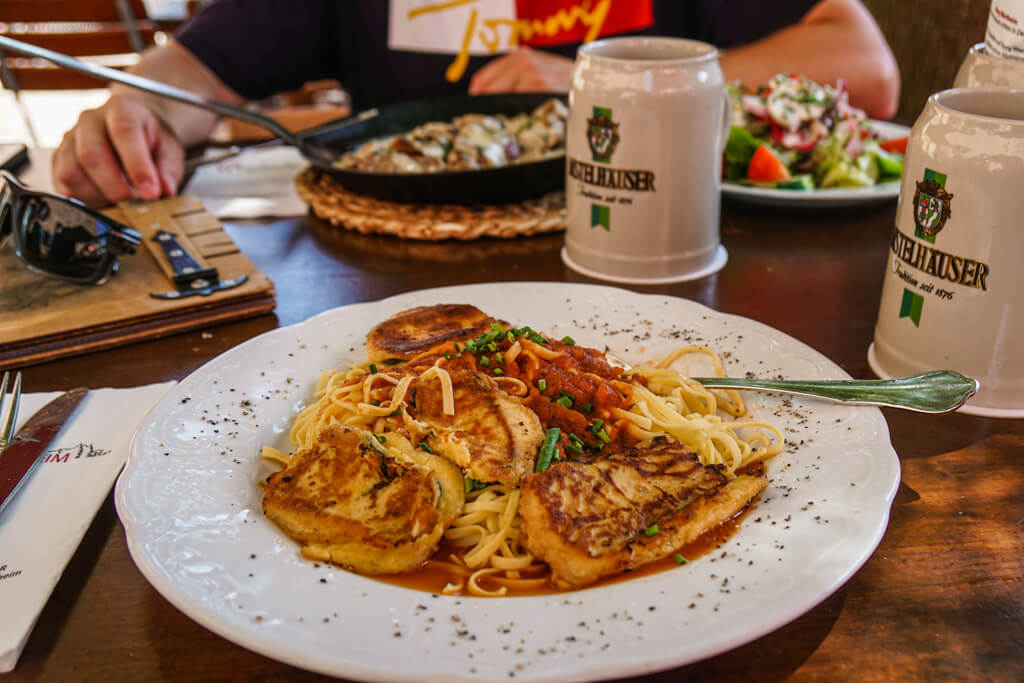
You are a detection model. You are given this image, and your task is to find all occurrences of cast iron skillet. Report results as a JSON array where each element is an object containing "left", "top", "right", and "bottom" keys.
[
  {"left": 302, "top": 92, "right": 568, "bottom": 204},
  {"left": 0, "top": 35, "right": 566, "bottom": 205}
]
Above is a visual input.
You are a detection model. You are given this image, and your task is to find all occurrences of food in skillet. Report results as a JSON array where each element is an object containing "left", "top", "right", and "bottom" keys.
[
  {"left": 724, "top": 73, "right": 907, "bottom": 190},
  {"left": 335, "top": 98, "right": 567, "bottom": 173},
  {"left": 261, "top": 304, "right": 784, "bottom": 595}
]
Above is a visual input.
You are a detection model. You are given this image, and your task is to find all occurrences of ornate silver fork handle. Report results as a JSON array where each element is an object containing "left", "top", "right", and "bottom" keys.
[{"left": 690, "top": 370, "right": 979, "bottom": 414}]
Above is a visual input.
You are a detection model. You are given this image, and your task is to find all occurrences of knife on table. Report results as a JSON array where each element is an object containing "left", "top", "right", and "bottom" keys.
[{"left": 0, "top": 388, "right": 88, "bottom": 516}]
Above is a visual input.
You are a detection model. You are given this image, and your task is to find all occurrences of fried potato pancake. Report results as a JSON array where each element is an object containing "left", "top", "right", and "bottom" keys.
[
  {"left": 519, "top": 438, "right": 767, "bottom": 588},
  {"left": 408, "top": 368, "right": 543, "bottom": 487},
  {"left": 366, "top": 304, "right": 500, "bottom": 363},
  {"left": 262, "top": 425, "right": 464, "bottom": 574}
]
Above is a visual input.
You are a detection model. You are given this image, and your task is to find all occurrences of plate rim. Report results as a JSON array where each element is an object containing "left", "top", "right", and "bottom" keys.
[{"left": 115, "top": 282, "right": 901, "bottom": 682}]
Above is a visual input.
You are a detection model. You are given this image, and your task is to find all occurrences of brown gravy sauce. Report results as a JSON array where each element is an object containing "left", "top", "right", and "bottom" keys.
[{"left": 372, "top": 507, "right": 751, "bottom": 597}]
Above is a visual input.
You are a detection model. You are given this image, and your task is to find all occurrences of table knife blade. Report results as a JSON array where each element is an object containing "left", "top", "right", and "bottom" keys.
[{"left": 0, "top": 387, "right": 89, "bottom": 516}]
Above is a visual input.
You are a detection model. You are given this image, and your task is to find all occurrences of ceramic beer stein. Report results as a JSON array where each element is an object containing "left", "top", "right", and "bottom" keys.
[
  {"left": 953, "top": 43, "right": 1024, "bottom": 89},
  {"left": 562, "top": 37, "right": 729, "bottom": 283},
  {"left": 868, "top": 88, "right": 1024, "bottom": 417}
]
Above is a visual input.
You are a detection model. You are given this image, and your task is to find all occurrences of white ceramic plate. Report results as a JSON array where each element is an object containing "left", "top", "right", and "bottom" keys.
[
  {"left": 722, "top": 120, "right": 911, "bottom": 208},
  {"left": 115, "top": 282, "right": 900, "bottom": 682}
]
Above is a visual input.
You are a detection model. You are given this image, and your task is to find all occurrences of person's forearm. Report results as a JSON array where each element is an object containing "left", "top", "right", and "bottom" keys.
[
  {"left": 719, "top": 0, "right": 900, "bottom": 119},
  {"left": 110, "top": 39, "right": 245, "bottom": 146}
]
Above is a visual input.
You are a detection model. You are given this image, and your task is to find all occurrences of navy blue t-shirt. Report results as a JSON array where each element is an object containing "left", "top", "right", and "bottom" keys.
[{"left": 177, "top": 0, "right": 818, "bottom": 109}]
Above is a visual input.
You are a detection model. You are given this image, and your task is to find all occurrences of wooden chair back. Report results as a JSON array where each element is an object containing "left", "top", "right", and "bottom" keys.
[{"left": 0, "top": 0, "right": 183, "bottom": 91}]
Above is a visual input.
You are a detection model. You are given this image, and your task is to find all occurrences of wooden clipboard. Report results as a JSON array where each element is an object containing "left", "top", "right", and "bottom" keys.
[{"left": 0, "top": 195, "right": 276, "bottom": 369}]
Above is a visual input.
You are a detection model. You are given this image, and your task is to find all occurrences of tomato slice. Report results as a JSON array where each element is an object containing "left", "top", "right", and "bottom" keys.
[
  {"left": 879, "top": 136, "right": 908, "bottom": 155},
  {"left": 746, "top": 144, "right": 791, "bottom": 183}
]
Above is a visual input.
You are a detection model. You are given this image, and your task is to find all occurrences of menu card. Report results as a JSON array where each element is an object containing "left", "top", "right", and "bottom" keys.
[
  {"left": 184, "top": 146, "right": 309, "bottom": 219},
  {"left": 987, "top": 1, "right": 1024, "bottom": 61}
]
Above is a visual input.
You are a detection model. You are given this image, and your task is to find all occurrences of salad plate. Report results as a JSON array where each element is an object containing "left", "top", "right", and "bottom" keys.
[
  {"left": 723, "top": 120, "right": 910, "bottom": 208},
  {"left": 115, "top": 282, "right": 900, "bottom": 682}
]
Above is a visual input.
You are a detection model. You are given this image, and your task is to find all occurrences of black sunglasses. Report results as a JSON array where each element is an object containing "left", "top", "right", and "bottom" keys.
[{"left": 1, "top": 170, "right": 141, "bottom": 284}]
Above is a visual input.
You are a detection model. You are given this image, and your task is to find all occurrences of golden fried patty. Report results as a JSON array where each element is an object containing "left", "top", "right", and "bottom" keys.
[
  {"left": 262, "top": 425, "right": 464, "bottom": 574},
  {"left": 519, "top": 438, "right": 767, "bottom": 588},
  {"left": 408, "top": 367, "right": 543, "bottom": 488},
  {"left": 366, "top": 304, "right": 500, "bottom": 364}
]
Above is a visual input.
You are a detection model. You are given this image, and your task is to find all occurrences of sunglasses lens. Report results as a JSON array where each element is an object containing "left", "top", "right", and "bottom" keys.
[{"left": 17, "top": 195, "right": 115, "bottom": 281}]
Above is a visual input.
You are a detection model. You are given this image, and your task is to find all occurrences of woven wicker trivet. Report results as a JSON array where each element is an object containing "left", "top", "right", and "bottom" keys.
[{"left": 295, "top": 167, "right": 566, "bottom": 241}]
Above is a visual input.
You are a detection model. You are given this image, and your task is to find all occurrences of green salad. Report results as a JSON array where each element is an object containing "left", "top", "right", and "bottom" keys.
[{"left": 724, "top": 73, "right": 906, "bottom": 191}]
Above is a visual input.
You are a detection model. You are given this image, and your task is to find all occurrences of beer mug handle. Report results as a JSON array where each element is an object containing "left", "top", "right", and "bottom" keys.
[{"left": 719, "top": 91, "right": 732, "bottom": 152}]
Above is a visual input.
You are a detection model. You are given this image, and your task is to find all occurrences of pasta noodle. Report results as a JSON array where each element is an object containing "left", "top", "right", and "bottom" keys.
[{"left": 264, "top": 323, "right": 784, "bottom": 596}]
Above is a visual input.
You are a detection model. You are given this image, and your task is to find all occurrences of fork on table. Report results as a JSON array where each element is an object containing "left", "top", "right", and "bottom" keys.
[{"left": 0, "top": 371, "right": 22, "bottom": 451}]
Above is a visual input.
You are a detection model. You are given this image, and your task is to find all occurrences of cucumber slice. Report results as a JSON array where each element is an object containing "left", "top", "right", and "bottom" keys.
[{"left": 775, "top": 175, "right": 815, "bottom": 191}]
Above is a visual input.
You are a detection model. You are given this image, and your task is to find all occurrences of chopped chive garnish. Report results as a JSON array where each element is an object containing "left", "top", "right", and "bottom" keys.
[
  {"left": 555, "top": 395, "right": 572, "bottom": 409},
  {"left": 368, "top": 363, "right": 378, "bottom": 374},
  {"left": 367, "top": 435, "right": 388, "bottom": 456},
  {"left": 537, "top": 379, "right": 547, "bottom": 392},
  {"left": 464, "top": 477, "right": 488, "bottom": 493},
  {"left": 418, "top": 441, "right": 433, "bottom": 453},
  {"left": 453, "top": 342, "right": 460, "bottom": 352},
  {"left": 479, "top": 355, "right": 490, "bottom": 366},
  {"left": 486, "top": 342, "right": 497, "bottom": 352},
  {"left": 674, "top": 553, "right": 687, "bottom": 565},
  {"left": 568, "top": 433, "right": 584, "bottom": 446},
  {"left": 582, "top": 402, "right": 593, "bottom": 413},
  {"left": 370, "top": 399, "right": 381, "bottom": 406},
  {"left": 561, "top": 336, "right": 576, "bottom": 345},
  {"left": 389, "top": 407, "right": 403, "bottom": 416},
  {"left": 506, "top": 331, "right": 516, "bottom": 343},
  {"left": 644, "top": 524, "right": 660, "bottom": 537},
  {"left": 377, "top": 435, "right": 387, "bottom": 443},
  {"left": 493, "top": 368, "right": 504, "bottom": 376},
  {"left": 591, "top": 418, "right": 604, "bottom": 432},
  {"left": 535, "top": 427, "right": 561, "bottom": 472},
  {"left": 565, "top": 442, "right": 584, "bottom": 454},
  {"left": 490, "top": 322, "right": 504, "bottom": 333},
  {"left": 494, "top": 352, "right": 504, "bottom": 364},
  {"left": 597, "top": 428, "right": 611, "bottom": 442},
  {"left": 443, "top": 352, "right": 454, "bottom": 360}
]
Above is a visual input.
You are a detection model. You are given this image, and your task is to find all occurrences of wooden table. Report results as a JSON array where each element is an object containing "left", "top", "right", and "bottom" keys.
[{"left": 8, "top": 151, "right": 1022, "bottom": 682}]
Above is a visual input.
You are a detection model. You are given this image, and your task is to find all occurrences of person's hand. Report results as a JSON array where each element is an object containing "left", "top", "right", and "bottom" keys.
[
  {"left": 52, "top": 92, "right": 184, "bottom": 208},
  {"left": 469, "top": 46, "right": 574, "bottom": 94}
]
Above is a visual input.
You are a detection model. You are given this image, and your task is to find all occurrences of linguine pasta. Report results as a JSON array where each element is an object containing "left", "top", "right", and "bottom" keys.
[{"left": 262, "top": 324, "right": 784, "bottom": 596}]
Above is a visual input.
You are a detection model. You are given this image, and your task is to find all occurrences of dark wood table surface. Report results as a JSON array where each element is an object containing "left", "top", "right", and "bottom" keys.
[{"left": 8, "top": 151, "right": 1022, "bottom": 682}]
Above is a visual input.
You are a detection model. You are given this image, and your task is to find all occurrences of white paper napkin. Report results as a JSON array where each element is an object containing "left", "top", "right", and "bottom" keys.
[
  {"left": 183, "top": 146, "right": 309, "bottom": 219},
  {"left": 0, "top": 382, "right": 175, "bottom": 672}
]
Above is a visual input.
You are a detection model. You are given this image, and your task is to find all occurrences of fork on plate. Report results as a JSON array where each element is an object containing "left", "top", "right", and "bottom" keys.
[{"left": 0, "top": 371, "right": 22, "bottom": 451}]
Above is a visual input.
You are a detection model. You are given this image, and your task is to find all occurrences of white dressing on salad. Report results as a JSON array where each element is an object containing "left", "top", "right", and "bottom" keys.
[{"left": 764, "top": 75, "right": 829, "bottom": 132}]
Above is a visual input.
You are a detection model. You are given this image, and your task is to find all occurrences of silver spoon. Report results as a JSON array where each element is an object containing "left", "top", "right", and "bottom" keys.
[
  {"left": 608, "top": 353, "right": 978, "bottom": 414},
  {"left": 0, "top": 35, "right": 376, "bottom": 168}
]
